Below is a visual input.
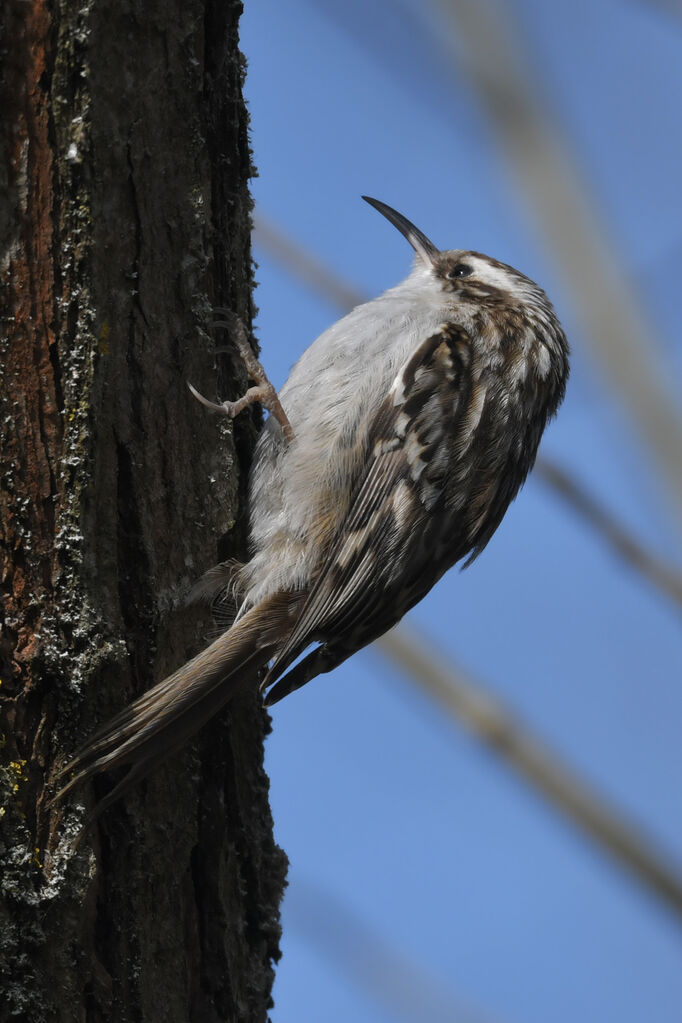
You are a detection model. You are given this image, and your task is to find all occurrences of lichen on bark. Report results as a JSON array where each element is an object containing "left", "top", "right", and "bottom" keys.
[{"left": 0, "top": 2, "right": 287, "bottom": 1020}]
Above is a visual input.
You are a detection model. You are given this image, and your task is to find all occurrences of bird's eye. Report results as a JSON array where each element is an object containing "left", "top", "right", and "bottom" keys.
[{"left": 448, "top": 264, "right": 473, "bottom": 279}]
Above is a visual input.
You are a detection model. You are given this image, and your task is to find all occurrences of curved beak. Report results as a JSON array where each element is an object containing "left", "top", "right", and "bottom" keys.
[{"left": 362, "top": 196, "right": 440, "bottom": 268}]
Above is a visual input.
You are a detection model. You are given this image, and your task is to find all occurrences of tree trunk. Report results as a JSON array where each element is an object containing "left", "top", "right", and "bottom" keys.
[{"left": 0, "top": 2, "right": 287, "bottom": 1020}]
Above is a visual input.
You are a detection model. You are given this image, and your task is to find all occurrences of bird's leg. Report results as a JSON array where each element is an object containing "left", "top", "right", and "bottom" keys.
[{"left": 188, "top": 312, "right": 294, "bottom": 444}]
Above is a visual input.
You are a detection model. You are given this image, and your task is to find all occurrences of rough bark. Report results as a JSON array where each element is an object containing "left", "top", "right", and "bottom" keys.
[{"left": 0, "top": 1, "right": 287, "bottom": 1020}]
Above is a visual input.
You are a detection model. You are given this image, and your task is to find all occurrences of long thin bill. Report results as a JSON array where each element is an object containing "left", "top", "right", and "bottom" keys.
[{"left": 362, "top": 196, "right": 440, "bottom": 267}]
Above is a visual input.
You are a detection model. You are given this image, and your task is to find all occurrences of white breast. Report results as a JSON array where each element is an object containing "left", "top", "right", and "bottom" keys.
[{"left": 240, "top": 266, "right": 452, "bottom": 607}]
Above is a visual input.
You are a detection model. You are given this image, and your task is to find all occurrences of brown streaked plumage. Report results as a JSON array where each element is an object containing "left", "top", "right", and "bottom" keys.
[{"left": 52, "top": 196, "right": 569, "bottom": 833}]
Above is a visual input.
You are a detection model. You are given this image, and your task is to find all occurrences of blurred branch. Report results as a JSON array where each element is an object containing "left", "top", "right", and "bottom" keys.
[
  {"left": 253, "top": 213, "right": 365, "bottom": 311},
  {"left": 255, "top": 211, "right": 682, "bottom": 919},
  {"left": 380, "top": 624, "right": 682, "bottom": 923},
  {"left": 254, "top": 211, "right": 682, "bottom": 922},
  {"left": 435, "top": 0, "right": 682, "bottom": 524},
  {"left": 253, "top": 212, "right": 682, "bottom": 616},
  {"left": 638, "top": 0, "right": 682, "bottom": 21},
  {"left": 287, "top": 875, "right": 498, "bottom": 1023},
  {"left": 535, "top": 460, "right": 682, "bottom": 611}
]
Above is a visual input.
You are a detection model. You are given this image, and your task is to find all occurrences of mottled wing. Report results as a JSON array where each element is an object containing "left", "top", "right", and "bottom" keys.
[{"left": 263, "top": 322, "right": 472, "bottom": 704}]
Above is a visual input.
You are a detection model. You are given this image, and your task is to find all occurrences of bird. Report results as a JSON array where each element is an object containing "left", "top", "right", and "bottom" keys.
[{"left": 53, "top": 196, "right": 569, "bottom": 825}]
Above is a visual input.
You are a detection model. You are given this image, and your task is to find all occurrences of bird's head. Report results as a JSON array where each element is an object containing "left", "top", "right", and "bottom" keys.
[
  {"left": 363, "top": 195, "right": 569, "bottom": 401},
  {"left": 364, "top": 195, "right": 548, "bottom": 309}
]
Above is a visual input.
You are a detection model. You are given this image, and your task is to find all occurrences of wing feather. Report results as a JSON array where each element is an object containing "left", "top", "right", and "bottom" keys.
[{"left": 263, "top": 323, "right": 472, "bottom": 699}]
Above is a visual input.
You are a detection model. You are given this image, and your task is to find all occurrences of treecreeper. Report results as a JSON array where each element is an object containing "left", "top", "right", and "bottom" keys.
[{"left": 53, "top": 196, "right": 569, "bottom": 837}]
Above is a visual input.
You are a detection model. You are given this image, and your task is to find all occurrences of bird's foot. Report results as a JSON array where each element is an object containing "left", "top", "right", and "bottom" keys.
[{"left": 188, "top": 311, "right": 294, "bottom": 443}]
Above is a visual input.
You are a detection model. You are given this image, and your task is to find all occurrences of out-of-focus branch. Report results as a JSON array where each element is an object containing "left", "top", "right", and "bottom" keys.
[
  {"left": 287, "top": 875, "right": 498, "bottom": 1023},
  {"left": 436, "top": 0, "right": 682, "bottom": 523},
  {"left": 535, "top": 460, "right": 682, "bottom": 610},
  {"left": 380, "top": 624, "right": 682, "bottom": 923},
  {"left": 253, "top": 213, "right": 366, "bottom": 312},
  {"left": 254, "top": 211, "right": 682, "bottom": 921},
  {"left": 639, "top": 0, "right": 682, "bottom": 21},
  {"left": 253, "top": 213, "right": 682, "bottom": 615}
]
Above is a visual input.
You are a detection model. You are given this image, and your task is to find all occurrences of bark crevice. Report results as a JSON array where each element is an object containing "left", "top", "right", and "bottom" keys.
[{"left": 1, "top": 2, "right": 286, "bottom": 1020}]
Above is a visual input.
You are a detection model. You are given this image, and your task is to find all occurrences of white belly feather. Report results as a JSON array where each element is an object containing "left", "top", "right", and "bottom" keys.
[{"left": 240, "top": 274, "right": 451, "bottom": 606}]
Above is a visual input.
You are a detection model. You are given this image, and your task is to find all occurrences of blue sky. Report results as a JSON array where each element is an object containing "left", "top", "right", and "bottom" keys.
[{"left": 239, "top": 2, "right": 682, "bottom": 1021}]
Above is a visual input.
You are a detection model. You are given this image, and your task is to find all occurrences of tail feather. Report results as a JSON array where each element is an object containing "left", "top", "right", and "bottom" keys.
[{"left": 52, "top": 591, "right": 303, "bottom": 813}]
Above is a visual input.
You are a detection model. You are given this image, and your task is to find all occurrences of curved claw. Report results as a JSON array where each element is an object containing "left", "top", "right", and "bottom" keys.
[
  {"left": 212, "top": 306, "right": 235, "bottom": 320},
  {"left": 188, "top": 314, "right": 295, "bottom": 444},
  {"left": 187, "top": 382, "right": 230, "bottom": 416}
]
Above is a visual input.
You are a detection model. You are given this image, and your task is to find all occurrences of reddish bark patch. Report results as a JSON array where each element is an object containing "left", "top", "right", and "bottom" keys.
[{"left": 1, "top": 0, "right": 61, "bottom": 699}]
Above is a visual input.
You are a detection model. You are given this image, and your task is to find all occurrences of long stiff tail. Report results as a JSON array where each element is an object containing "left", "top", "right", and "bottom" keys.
[{"left": 52, "top": 591, "right": 302, "bottom": 829}]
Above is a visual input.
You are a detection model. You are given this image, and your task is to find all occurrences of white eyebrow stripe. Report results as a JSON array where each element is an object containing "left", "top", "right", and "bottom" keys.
[{"left": 466, "top": 256, "right": 529, "bottom": 301}]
